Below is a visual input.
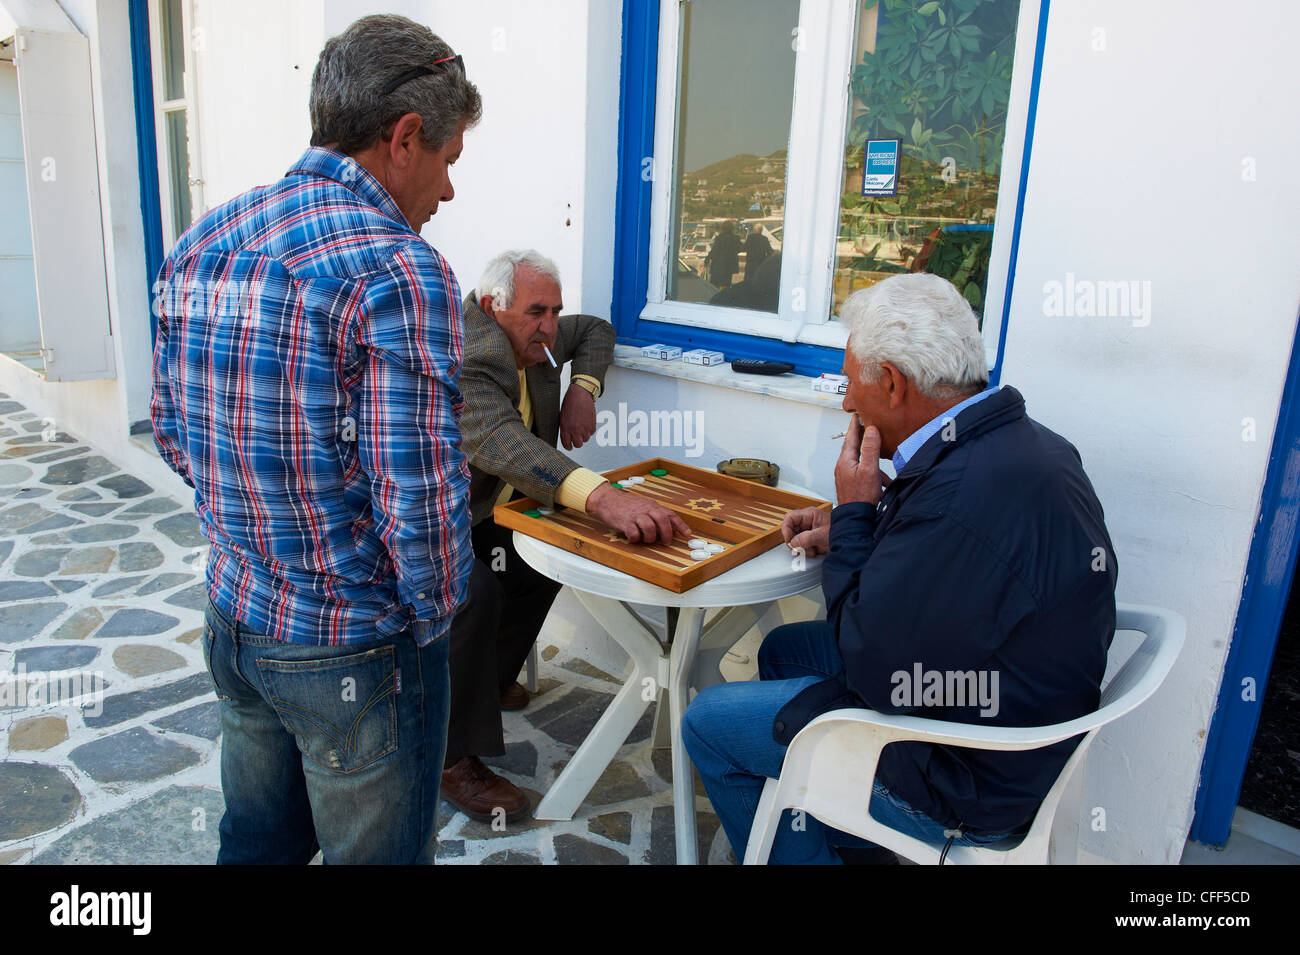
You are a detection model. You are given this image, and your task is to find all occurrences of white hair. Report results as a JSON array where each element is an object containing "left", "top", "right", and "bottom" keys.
[
  {"left": 842, "top": 273, "right": 988, "bottom": 399},
  {"left": 477, "top": 249, "right": 562, "bottom": 310}
]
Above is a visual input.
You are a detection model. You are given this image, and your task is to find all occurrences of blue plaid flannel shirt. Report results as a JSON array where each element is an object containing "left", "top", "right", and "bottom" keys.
[{"left": 151, "top": 147, "right": 472, "bottom": 646}]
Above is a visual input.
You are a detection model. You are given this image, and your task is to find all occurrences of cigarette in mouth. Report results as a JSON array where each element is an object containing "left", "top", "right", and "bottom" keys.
[{"left": 542, "top": 345, "right": 558, "bottom": 368}]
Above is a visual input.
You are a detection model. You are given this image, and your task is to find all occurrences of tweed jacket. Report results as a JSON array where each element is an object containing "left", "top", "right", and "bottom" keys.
[{"left": 459, "top": 292, "right": 615, "bottom": 526}]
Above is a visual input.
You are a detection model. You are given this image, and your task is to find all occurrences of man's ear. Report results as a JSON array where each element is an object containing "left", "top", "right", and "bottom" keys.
[
  {"left": 881, "top": 360, "right": 908, "bottom": 409},
  {"left": 387, "top": 112, "right": 424, "bottom": 170},
  {"left": 478, "top": 294, "right": 496, "bottom": 318}
]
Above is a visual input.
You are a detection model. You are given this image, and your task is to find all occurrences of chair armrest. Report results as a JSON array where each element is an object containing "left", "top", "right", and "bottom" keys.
[
  {"left": 793, "top": 707, "right": 1098, "bottom": 753},
  {"left": 773, "top": 708, "right": 1100, "bottom": 829}
]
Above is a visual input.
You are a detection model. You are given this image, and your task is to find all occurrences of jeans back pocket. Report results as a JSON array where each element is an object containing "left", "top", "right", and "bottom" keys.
[{"left": 256, "top": 645, "right": 398, "bottom": 774}]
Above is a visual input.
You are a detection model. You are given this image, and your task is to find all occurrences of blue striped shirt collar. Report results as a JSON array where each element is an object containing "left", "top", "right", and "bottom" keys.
[
  {"left": 287, "top": 146, "right": 409, "bottom": 229},
  {"left": 892, "top": 385, "right": 1000, "bottom": 473}
]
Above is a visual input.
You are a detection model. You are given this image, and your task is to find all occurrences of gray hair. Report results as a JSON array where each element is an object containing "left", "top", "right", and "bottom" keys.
[
  {"left": 309, "top": 14, "right": 482, "bottom": 155},
  {"left": 478, "top": 250, "right": 562, "bottom": 310},
  {"left": 842, "top": 273, "right": 988, "bottom": 399}
]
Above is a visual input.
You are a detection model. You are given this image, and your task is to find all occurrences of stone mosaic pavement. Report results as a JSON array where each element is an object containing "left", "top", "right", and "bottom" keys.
[{"left": 0, "top": 391, "right": 730, "bottom": 865}]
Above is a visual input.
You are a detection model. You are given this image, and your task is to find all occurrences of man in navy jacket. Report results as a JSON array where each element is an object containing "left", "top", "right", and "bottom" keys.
[{"left": 682, "top": 273, "right": 1117, "bottom": 864}]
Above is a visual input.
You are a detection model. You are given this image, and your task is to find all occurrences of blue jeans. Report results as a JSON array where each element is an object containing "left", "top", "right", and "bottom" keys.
[
  {"left": 681, "top": 620, "right": 1019, "bottom": 864},
  {"left": 203, "top": 599, "right": 449, "bottom": 864}
]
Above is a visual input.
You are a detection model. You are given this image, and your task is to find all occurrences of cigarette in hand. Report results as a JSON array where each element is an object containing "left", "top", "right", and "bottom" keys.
[
  {"left": 542, "top": 345, "right": 558, "bottom": 369},
  {"left": 832, "top": 413, "right": 863, "bottom": 439}
]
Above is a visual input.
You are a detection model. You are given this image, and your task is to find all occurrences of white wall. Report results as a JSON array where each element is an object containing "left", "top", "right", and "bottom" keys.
[
  {"left": 401, "top": 0, "right": 620, "bottom": 314},
  {"left": 998, "top": 0, "right": 1300, "bottom": 862},
  {"left": 192, "top": 1, "right": 621, "bottom": 314},
  {"left": 191, "top": 0, "right": 322, "bottom": 208}
]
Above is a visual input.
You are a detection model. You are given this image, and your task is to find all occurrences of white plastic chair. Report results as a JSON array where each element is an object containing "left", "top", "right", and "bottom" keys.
[{"left": 742, "top": 604, "right": 1185, "bottom": 865}]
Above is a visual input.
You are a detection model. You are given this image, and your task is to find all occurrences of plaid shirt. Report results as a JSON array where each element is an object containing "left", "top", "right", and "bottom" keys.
[{"left": 151, "top": 147, "right": 472, "bottom": 646}]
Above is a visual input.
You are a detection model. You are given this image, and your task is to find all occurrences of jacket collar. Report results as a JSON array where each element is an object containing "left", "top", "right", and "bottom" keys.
[
  {"left": 463, "top": 290, "right": 490, "bottom": 328},
  {"left": 463, "top": 290, "right": 510, "bottom": 352},
  {"left": 895, "top": 385, "right": 1027, "bottom": 478},
  {"left": 285, "top": 147, "right": 409, "bottom": 230}
]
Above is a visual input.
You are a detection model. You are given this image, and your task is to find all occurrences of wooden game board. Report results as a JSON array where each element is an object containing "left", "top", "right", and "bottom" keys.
[{"left": 494, "top": 457, "right": 831, "bottom": 593}]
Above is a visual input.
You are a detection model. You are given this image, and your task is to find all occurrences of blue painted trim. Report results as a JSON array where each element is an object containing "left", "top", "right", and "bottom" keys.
[
  {"left": 1189, "top": 306, "right": 1300, "bottom": 846},
  {"left": 128, "top": 0, "right": 165, "bottom": 346},
  {"left": 988, "top": 0, "right": 1049, "bottom": 388},
  {"left": 611, "top": 0, "right": 659, "bottom": 332}
]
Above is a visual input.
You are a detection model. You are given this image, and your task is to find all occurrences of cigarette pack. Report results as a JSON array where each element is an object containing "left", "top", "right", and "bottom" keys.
[
  {"left": 641, "top": 344, "right": 682, "bottom": 361},
  {"left": 682, "top": 348, "right": 726, "bottom": 366},
  {"left": 811, "top": 373, "right": 849, "bottom": 395}
]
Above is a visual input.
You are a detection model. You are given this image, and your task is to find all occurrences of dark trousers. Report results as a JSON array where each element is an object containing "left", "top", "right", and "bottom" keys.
[{"left": 444, "top": 518, "right": 562, "bottom": 765}]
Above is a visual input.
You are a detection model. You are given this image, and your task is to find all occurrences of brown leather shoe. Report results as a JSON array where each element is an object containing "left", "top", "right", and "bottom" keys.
[
  {"left": 440, "top": 756, "right": 530, "bottom": 824},
  {"left": 499, "top": 681, "right": 530, "bottom": 711}
]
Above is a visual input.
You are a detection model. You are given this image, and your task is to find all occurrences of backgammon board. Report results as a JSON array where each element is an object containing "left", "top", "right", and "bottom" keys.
[{"left": 494, "top": 457, "right": 831, "bottom": 593}]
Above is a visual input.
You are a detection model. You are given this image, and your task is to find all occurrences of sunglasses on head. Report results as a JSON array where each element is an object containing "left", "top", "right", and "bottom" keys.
[{"left": 381, "top": 54, "right": 466, "bottom": 96}]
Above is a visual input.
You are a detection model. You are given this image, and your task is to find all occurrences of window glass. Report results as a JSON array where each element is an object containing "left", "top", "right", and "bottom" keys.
[
  {"left": 833, "top": 0, "right": 1022, "bottom": 324},
  {"left": 667, "top": 0, "right": 799, "bottom": 312},
  {"left": 165, "top": 109, "right": 192, "bottom": 237},
  {"left": 160, "top": 0, "right": 186, "bottom": 101}
]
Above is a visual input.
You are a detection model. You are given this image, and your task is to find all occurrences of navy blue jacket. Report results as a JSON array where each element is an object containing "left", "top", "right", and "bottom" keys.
[{"left": 774, "top": 386, "right": 1117, "bottom": 834}]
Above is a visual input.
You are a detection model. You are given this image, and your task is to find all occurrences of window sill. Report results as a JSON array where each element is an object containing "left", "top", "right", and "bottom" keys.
[
  {"left": 611, "top": 345, "right": 847, "bottom": 410},
  {"left": 638, "top": 302, "right": 851, "bottom": 350}
]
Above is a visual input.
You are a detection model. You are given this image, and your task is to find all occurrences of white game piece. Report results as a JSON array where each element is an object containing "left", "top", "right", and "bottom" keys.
[
  {"left": 689, "top": 549, "right": 709, "bottom": 561},
  {"left": 538, "top": 507, "right": 554, "bottom": 516},
  {"left": 688, "top": 538, "right": 708, "bottom": 549},
  {"left": 706, "top": 543, "right": 724, "bottom": 554},
  {"left": 627, "top": 476, "right": 644, "bottom": 485}
]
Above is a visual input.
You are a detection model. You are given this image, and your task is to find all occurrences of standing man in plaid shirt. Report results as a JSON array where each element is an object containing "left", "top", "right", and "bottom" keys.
[{"left": 150, "top": 15, "right": 481, "bottom": 864}]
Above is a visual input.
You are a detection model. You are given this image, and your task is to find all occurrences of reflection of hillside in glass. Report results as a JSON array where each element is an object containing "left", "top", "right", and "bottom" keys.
[
  {"left": 668, "top": 0, "right": 798, "bottom": 310},
  {"left": 833, "top": 0, "right": 1022, "bottom": 319},
  {"left": 675, "top": 150, "right": 787, "bottom": 310}
]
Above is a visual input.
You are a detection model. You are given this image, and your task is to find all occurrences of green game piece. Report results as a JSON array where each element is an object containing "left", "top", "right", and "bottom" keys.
[
  {"left": 609, "top": 482, "right": 623, "bottom": 489},
  {"left": 650, "top": 468, "right": 668, "bottom": 477},
  {"left": 523, "top": 509, "right": 542, "bottom": 518}
]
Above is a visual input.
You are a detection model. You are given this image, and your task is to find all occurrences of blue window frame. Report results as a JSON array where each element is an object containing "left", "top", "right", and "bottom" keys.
[
  {"left": 129, "top": 0, "right": 165, "bottom": 346},
  {"left": 612, "top": 0, "right": 1051, "bottom": 382}
]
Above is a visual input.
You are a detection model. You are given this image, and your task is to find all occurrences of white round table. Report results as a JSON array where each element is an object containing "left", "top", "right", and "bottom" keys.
[{"left": 514, "top": 483, "right": 827, "bottom": 865}]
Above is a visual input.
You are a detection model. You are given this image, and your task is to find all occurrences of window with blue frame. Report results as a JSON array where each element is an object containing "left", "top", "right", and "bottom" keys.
[{"left": 613, "top": 0, "right": 1047, "bottom": 378}]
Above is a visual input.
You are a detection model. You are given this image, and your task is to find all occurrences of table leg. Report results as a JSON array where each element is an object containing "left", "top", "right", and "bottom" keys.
[
  {"left": 667, "top": 606, "right": 707, "bottom": 864},
  {"left": 534, "top": 590, "right": 665, "bottom": 821},
  {"left": 651, "top": 607, "right": 681, "bottom": 749},
  {"left": 691, "top": 601, "right": 776, "bottom": 690},
  {"left": 655, "top": 602, "right": 773, "bottom": 746}
]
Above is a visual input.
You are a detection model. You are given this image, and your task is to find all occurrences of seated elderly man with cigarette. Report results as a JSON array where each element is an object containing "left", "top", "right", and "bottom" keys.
[
  {"left": 682, "top": 272, "right": 1118, "bottom": 864},
  {"left": 441, "top": 249, "right": 689, "bottom": 823}
]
